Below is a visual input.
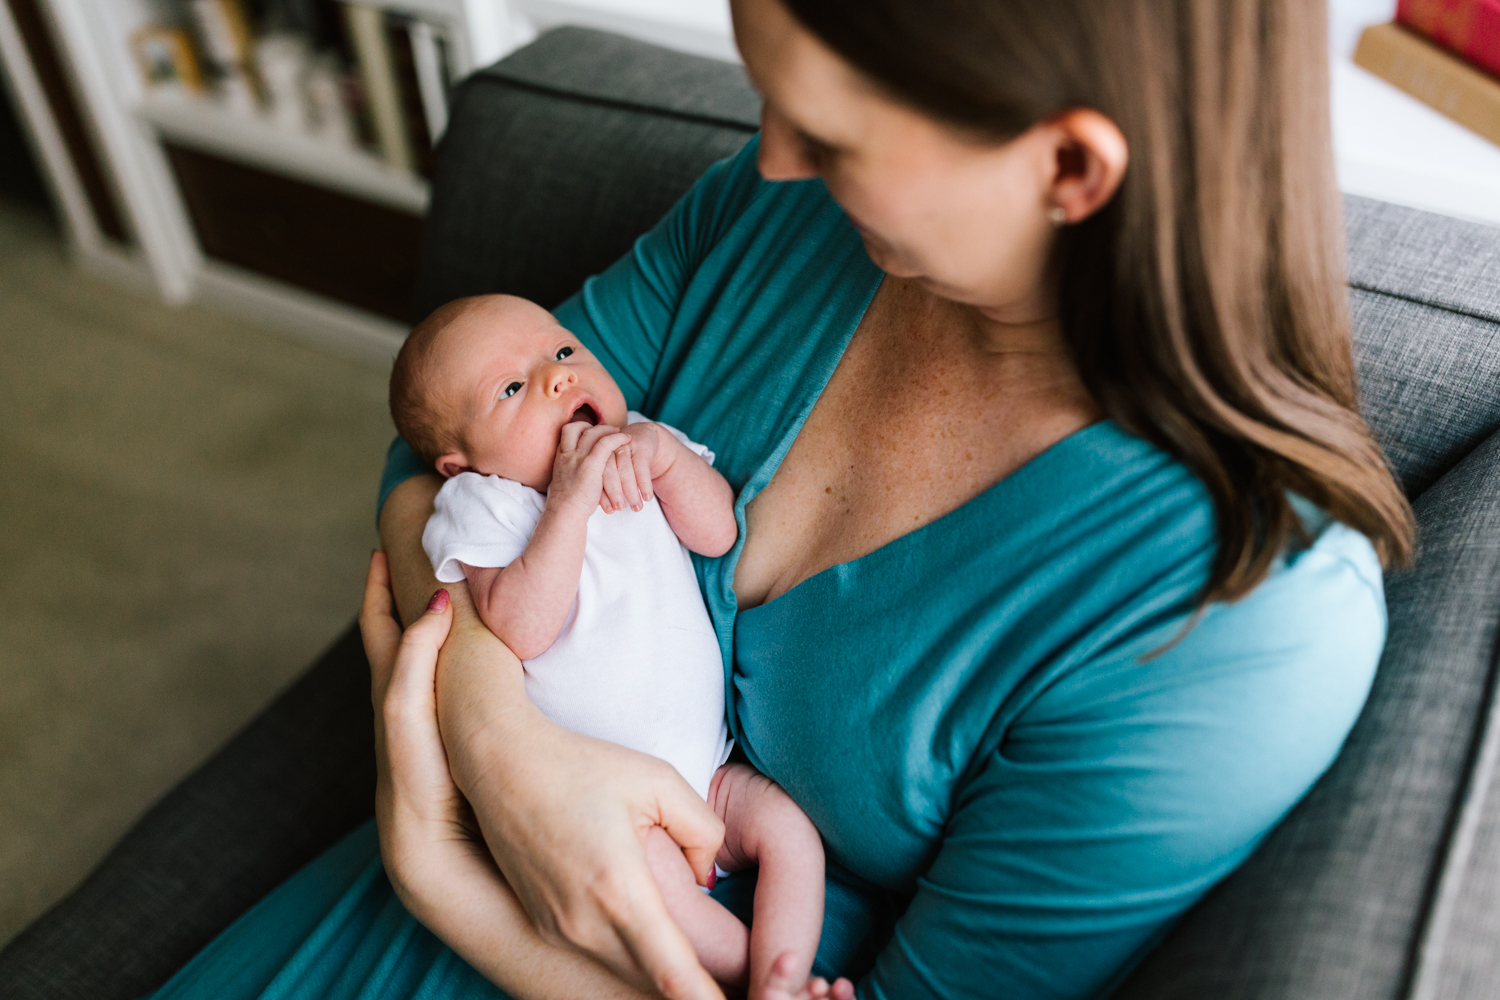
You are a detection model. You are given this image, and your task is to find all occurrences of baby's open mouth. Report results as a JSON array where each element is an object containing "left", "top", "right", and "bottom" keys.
[{"left": 568, "top": 403, "right": 599, "bottom": 426}]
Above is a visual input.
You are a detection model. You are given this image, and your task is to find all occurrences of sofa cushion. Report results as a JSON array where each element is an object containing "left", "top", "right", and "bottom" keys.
[
  {"left": 412, "top": 26, "right": 760, "bottom": 321},
  {"left": 1345, "top": 196, "right": 1500, "bottom": 497}
]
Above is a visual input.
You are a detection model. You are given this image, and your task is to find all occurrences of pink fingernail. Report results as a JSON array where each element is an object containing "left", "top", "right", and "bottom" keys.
[
  {"left": 706, "top": 868, "right": 718, "bottom": 890},
  {"left": 427, "top": 589, "right": 450, "bottom": 613}
]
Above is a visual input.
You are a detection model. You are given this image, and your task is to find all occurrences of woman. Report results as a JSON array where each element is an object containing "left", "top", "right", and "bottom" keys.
[{"left": 151, "top": 0, "right": 1413, "bottom": 998}]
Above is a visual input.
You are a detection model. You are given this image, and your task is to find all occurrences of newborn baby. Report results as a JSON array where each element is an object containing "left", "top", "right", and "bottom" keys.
[{"left": 390, "top": 294, "right": 840, "bottom": 1000}]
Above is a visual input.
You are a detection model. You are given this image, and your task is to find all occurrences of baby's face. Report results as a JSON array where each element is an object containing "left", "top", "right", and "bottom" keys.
[{"left": 432, "top": 297, "right": 627, "bottom": 489}]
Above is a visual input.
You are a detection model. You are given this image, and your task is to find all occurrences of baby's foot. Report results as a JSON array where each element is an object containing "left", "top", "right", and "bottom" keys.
[{"left": 756, "top": 951, "right": 856, "bottom": 1000}]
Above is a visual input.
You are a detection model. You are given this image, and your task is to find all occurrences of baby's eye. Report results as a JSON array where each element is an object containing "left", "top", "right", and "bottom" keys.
[
  {"left": 501, "top": 381, "right": 523, "bottom": 399},
  {"left": 554, "top": 346, "right": 574, "bottom": 361}
]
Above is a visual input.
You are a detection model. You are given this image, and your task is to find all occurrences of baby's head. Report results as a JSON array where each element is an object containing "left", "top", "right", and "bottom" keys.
[{"left": 390, "top": 294, "right": 627, "bottom": 490}]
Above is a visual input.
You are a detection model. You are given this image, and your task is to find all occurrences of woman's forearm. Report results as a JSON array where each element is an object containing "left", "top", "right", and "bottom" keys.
[
  {"left": 380, "top": 474, "right": 457, "bottom": 627},
  {"left": 378, "top": 473, "right": 539, "bottom": 779},
  {"left": 364, "top": 532, "right": 647, "bottom": 1000}
]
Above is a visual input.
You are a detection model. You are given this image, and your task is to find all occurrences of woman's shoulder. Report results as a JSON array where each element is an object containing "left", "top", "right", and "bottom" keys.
[
  {"left": 1020, "top": 424, "right": 1388, "bottom": 763},
  {"left": 1050, "top": 422, "right": 1384, "bottom": 622}
]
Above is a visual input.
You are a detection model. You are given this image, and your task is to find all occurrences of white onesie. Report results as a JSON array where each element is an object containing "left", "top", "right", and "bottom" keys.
[{"left": 422, "top": 414, "right": 732, "bottom": 799}]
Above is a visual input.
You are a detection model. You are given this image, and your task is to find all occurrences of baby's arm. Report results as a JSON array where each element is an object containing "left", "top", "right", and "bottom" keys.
[
  {"left": 467, "top": 423, "right": 629, "bottom": 660},
  {"left": 622, "top": 422, "right": 737, "bottom": 557},
  {"left": 463, "top": 504, "right": 588, "bottom": 660},
  {"left": 710, "top": 764, "right": 843, "bottom": 1000}
]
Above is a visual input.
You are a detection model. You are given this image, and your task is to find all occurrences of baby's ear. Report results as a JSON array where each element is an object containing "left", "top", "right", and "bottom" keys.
[{"left": 436, "top": 453, "right": 469, "bottom": 479}]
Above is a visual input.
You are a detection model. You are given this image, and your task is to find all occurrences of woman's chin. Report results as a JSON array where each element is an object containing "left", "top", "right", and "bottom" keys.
[{"left": 862, "top": 238, "right": 917, "bottom": 277}]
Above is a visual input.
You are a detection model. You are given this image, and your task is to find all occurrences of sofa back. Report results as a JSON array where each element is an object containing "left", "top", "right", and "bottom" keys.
[
  {"left": 416, "top": 28, "right": 1500, "bottom": 999},
  {"left": 414, "top": 28, "right": 759, "bottom": 319}
]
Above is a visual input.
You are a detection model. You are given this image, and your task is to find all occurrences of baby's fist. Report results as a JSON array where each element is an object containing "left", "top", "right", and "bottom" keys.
[
  {"left": 615, "top": 422, "right": 665, "bottom": 507},
  {"left": 549, "top": 422, "right": 629, "bottom": 517}
]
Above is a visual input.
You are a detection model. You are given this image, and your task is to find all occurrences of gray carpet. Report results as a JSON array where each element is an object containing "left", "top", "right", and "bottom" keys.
[{"left": 0, "top": 202, "right": 396, "bottom": 946}]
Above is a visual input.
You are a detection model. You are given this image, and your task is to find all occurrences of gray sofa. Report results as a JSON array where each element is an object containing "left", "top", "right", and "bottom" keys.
[{"left": 2, "top": 27, "right": 1498, "bottom": 1000}]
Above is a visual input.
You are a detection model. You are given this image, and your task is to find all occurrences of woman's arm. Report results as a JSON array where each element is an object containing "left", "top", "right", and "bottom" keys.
[
  {"left": 378, "top": 475, "right": 728, "bottom": 1000},
  {"left": 362, "top": 551, "right": 657, "bottom": 1000}
]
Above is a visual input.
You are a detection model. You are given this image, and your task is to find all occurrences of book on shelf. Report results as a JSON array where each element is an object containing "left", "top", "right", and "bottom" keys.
[
  {"left": 1397, "top": 0, "right": 1500, "bottom": 80},
  {"left": 342, "top": 3, "right": 413, "bottom": 172},
  {"left": 189, "top": 0, "right": 259, "bottom": 114},
  {"left": 130, "top": 0, "right": 452, "bottom": 183},
  {"left": 386, "top": 15, "right": 438, "bottom": 177},
  {"left": 338, "top": 3, "right": 449, "bottom": 177},
  {"left": 1354, "top": 22, "right": 1500, "bottom": 148}
]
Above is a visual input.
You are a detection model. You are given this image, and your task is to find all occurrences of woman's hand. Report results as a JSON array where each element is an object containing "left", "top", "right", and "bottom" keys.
[
  {"left": 377, "top": 475, "right": 730, "bottom": 1000},
  {"left": 361, "top": 551, "right": 471, "bottom": 886},
  {"left": 362, "top": 550, "right": 718, "bottom": 1000},
  {"left": 438, "top": 631, "right": 732, "bottom": 1000}
]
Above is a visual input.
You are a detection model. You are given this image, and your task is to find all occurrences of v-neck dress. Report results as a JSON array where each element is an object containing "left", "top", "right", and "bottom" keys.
[{"left": 152, "top": 137, "right": 1387, "bottom": 1000}]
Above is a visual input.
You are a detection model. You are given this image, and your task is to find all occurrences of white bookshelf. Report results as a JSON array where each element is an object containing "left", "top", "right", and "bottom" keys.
[
  {"left": 0, "top": 0, "right": 524, "bottom": 359},
  {"left": 0, "top": 0, "right": 743, "bottom": 361},
  {"left": 136, "top": 98, "right": 430, "bottom": 213}
]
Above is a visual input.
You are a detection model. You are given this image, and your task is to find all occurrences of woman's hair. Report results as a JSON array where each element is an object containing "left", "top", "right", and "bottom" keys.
[{"left": 783, "top": 0, "right": 1414, "bottom": 603}]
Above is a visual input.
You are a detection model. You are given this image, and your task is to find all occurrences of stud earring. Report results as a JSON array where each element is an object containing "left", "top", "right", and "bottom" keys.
[{"left": 1047, "top": 206, "right": 1068, "bottom": 227}]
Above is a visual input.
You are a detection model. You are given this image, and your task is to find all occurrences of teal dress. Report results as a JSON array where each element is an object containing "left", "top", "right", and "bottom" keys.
[{"left": 150, "top": 137, "right": 1386, "bottom": 1000}]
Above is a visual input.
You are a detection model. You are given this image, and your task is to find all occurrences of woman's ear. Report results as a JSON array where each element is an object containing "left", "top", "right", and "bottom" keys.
[
  {"left": 435, "top": 453, "right": 470, "bottom": 479},
  {"left": 1045, "top": 108, "right": 1129, "bottom": 225}
]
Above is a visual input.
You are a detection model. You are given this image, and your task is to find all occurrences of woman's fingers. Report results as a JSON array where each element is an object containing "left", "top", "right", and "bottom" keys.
[
  {"left": 657, "top": 771, "right": 728, "bottom": 888},
  {"left": 360, "top": 551, "right": 402, "bottom": 701},
  {"left": 612, "top": 881, "right": 726, "bottom": 1000},
  {"left": 390, "top": 588, "right": 453, "bottom": 708}
]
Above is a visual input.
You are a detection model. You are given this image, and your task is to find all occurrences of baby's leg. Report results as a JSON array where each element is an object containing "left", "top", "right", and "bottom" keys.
[
  {"left": 710, "top": 764, "right": 840, "bottom": 1000},
  {"left": 644, "top": 826, "right": 750, "bottom": 987}
]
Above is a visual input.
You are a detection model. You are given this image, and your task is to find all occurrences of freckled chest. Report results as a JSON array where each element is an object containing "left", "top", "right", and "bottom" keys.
[{"left": 734, "top": 279, "right": 1082, "bottom": 609}]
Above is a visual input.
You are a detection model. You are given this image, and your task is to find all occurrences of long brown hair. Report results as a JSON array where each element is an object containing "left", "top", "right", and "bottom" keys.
[{"left": 782, "top": 0, "right": 1414, "bottom": 603}]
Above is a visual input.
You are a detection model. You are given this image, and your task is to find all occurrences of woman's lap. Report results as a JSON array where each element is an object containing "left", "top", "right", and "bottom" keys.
[
  {"left": 147, "top": 822, "right": 892, "bottom": 1000},
  {"left": 146, "top": 821, "right": 502, "bottom": 1000}
]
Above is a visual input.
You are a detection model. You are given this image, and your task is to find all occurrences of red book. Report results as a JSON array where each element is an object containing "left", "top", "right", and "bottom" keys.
[{"left": 1398, "top": 0, "right": 1500, "bottom": 79}]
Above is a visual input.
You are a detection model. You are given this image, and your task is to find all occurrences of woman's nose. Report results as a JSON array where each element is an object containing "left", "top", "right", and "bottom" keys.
[
  {"left": 543, "top": 363, "right": 578, "bottom": 397},
  {"left": 757, "top": 105, "right": 819, "bottom": 181}
]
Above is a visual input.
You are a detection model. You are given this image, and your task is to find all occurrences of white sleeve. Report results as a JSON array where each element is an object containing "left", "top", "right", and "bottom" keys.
[
  {"left": 421, "top": 473, "right": 547, "bottom": 583},
  {"left": 628, "top": 411, "right": 715, "bottom": 467}
]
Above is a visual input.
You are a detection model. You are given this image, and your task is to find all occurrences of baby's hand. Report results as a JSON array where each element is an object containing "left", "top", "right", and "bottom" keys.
[
  {"left": 548, "top": 422, "right": 630, "bottom": 518},
  {"left": 606, "top": 422, "right": 664, "bottom": 513}
]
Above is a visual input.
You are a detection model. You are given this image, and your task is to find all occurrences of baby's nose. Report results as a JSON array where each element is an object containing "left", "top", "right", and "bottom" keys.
[{"left": 544, "top": 363, "right": 577, "bottom": 396}]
